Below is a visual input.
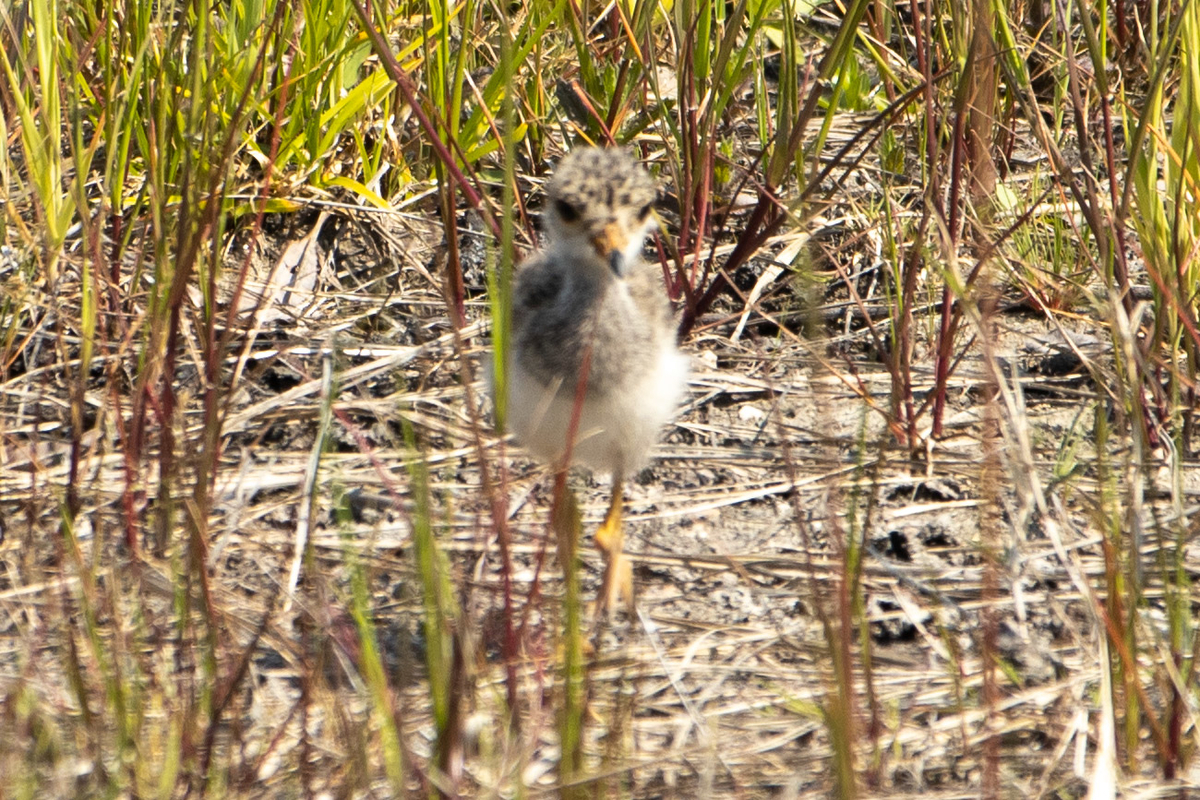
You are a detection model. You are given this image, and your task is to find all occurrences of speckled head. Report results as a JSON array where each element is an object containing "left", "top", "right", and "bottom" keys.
[{"left": 544, "top": 148, "right": 658, "bottom": 277}]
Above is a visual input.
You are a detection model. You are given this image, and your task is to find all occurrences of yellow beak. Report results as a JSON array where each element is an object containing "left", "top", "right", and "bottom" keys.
[{"left": 591, "top": 222, "right": 629, "bottom": 275}]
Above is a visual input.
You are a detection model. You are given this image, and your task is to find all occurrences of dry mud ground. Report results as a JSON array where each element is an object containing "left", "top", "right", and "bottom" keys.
[{"left": 4, "top": 160, "right": 1200, "bottom": 797}]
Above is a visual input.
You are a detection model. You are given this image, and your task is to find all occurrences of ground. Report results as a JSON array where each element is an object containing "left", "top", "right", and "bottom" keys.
[{"left": 3, "top": 119, "right": 1198, "bottom": 796}]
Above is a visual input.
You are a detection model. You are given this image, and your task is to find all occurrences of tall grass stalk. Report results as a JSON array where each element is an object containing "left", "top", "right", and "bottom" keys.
[
  {"left": 1117, "top": 0, "right": 1200, "bottom": 776},
  {"left": 676, "top": 0, "right": 872, "bottom": 334},
  {"left": 0, "top": 0, "right": 72, "bottom": 284},
  {"left": 405, "top": 418, "right": 465, "bottom": 788},
  {"left": 552, "top": 481, "right": 588, "bottom": 799},
  {"left": 349, "top": 546, "right": 408, "bottom": 793},
  {"left": 487, "top": 0, "right": 524, "bottom": 729}
]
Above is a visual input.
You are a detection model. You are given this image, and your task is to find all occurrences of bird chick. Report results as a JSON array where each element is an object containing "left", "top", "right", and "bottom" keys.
[{"left": 501, "top": 147, "right": 689, "bottom": 612}]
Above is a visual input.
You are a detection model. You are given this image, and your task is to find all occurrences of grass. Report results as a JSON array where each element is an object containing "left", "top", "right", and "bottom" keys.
[{"left": 4, "top": 0, "right": 1200, "bottom": 795}]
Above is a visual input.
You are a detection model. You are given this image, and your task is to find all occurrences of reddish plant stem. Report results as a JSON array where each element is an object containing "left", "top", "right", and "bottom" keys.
[
  {"left": 678, "top": 76, "right": 943, "bottom": 337},
  {"left": 929, "top": 96, "right": 967, "bottom": 441},
  {"left": 353, "top": 0, "right": 503, "bottom": 244}
]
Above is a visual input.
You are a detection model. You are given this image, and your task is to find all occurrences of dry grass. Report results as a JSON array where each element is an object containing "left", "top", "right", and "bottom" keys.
[{"left": 4, "top": 0, "right": 1200, "bottom": 795}]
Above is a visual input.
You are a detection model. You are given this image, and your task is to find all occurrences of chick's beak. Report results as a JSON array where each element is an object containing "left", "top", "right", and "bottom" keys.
[{"left": 592, "top": 222, "right": 629, "bottom": 276}]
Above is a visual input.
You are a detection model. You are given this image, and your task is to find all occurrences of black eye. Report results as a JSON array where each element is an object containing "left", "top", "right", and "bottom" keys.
[
  {"left": 637, "top": 203, "right": 653, "bottom": 221},
  {"left": 554, "top": 199, "right": 580, "bottom": 222}
]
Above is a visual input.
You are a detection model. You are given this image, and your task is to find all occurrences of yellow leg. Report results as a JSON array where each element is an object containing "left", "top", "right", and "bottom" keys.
[{"left": 593, "top": 477, "right": 634, "bottom": 615}]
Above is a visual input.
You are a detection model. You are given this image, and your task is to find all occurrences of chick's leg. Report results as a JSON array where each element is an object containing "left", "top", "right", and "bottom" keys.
[{"left": 593, "top": 477, "right": 633, "bottom": 615}]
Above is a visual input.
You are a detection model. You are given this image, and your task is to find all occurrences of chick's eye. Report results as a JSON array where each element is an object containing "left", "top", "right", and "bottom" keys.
[
  {"left": 555, "top": 199, "right": 580, "bottom": 223},
  {"left": 637, "top": 203, "right": 653, "bottom": 221}
]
